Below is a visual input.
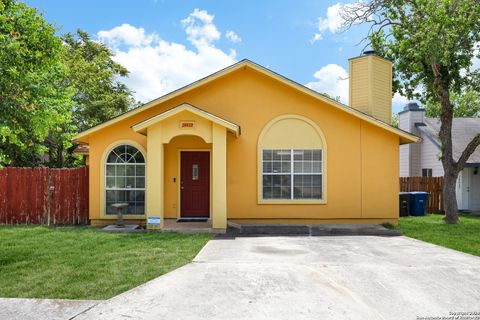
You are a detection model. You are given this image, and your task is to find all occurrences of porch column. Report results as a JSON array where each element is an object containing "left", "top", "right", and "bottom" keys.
[
  {"left": 146, "top": 124, "right": 164, "bottom": 229},
  {"left": 212, "top": 123, "right": 227, "bottom": 230}
]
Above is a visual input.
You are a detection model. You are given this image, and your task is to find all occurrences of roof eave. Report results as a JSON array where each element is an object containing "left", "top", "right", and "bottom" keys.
[{"left": 131, "top": 103, "right": 241, "bottom": 137}]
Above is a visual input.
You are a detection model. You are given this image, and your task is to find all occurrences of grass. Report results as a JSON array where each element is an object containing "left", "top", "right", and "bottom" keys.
[
  {"left": 0, "top": 226, "right": 212, "bottom": 300},
  {"left": 399, "top": 214, "right": 480, "bottom": 257}
]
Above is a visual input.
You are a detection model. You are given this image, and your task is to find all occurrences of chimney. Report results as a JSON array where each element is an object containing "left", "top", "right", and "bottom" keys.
[
  {"left": 398, "top": 102, "right": 424, "bottom": 133},
  {"left": 398, "top": 102, "right": 425, "bottom": 177},
  {"left": 349, "top": 50, "right": 393, "bottom": 124}
]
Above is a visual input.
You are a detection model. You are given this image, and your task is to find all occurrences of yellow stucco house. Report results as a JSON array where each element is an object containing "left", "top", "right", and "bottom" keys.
[{"left": 73, "top": 52, "right": 418, "bottom": 232}]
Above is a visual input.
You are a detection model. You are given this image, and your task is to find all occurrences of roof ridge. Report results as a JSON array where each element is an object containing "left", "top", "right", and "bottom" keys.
[{"left": 73, "top": 59, "right": 418, "bottom": 145}]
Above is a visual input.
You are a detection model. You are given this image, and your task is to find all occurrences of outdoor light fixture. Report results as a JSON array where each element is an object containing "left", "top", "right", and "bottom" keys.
[{"left": 474, "top": 167, "right": 478, "bottom": 175}]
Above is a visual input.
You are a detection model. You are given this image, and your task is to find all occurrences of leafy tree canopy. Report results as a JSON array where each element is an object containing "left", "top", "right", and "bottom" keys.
[
  {"left": 45, "top": 30, "right": 136, "bottom": 167},
  {"left": 0, "top": 1, "right": 136, "bottom": 167},
  {"left": 0, "top": 0, "right": 72, "bottom": 166},
  {"left": 62, "top": 30, "right": 135, "bottom": 133},
  {"left": 425, "top": 90, "right": 480, "bottom": 118}
]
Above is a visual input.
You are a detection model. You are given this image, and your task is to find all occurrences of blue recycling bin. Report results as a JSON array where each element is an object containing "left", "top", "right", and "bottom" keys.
[{"left": 409, "top": 192, "right": 428, "bottom": 216}]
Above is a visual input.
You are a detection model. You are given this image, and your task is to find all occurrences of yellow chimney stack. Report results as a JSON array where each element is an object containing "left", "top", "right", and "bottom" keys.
[{"left": 349, "top": 51, "right": 392, "bottom": 124}]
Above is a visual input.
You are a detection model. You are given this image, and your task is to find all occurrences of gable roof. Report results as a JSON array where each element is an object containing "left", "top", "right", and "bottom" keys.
[
  {"left": 73, "top": 59, "right": 418, "bottom": 145},
  {"left": 417, "top": 118, "right": 480, "bottom": 164},
  {"left": 132, "top": 103, "right": 240, "bottom": 136}
]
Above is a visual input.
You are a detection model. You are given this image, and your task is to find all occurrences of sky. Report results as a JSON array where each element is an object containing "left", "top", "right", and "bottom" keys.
[{"left": 25, "top": 0, "right": 411, "bottom": 112}]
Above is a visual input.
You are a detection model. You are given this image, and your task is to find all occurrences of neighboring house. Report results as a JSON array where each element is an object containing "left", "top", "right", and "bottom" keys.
[
  {"left": 73, "top": 52, "right": 417, "bottom": 231},
  {"left": 399, "top": 103, "right": 480, "bottom": 211}
]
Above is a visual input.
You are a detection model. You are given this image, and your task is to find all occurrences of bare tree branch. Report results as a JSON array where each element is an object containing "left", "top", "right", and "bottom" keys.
[{"left": 456, "top": 134, "right": 480, "bottom": 172}]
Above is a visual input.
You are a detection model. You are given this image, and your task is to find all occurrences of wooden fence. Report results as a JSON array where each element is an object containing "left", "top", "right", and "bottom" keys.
[
  {"left": 0, "top": 167, "right": 88, "bottom": 225},
  {"left": 399, "top": 176, "right": 444, "bottom": 213}
]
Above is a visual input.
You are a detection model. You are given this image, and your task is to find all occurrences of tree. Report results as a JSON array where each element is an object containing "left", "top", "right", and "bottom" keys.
[
  {"left": 391, "top": 112, "right": 399, "bottom": 128},
  {"left": 0, "top": 0, "right": 136, "bottom": 168},
  {"left": 46, "top": 30, "right": 135, "bottom": 167},
  {"left": 0, "top": 0, "right": 72, "bottom": 167},
  {"left": 341, "top": 0, "right": 480, "bottom": 223},
  {"left": 425, "top": 90, "right": 480, "bottom": 118},
  {"left": 62, "top": 30, "right": 135, "bottom": 133}
]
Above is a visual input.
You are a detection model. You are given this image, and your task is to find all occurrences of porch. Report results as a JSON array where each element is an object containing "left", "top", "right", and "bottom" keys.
[{"left": 132, "top": 103, "right": 240, "bottom": 232}]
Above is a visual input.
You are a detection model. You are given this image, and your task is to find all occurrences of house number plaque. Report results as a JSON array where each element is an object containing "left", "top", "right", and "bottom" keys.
[{"left": 179, "top": 121, "right": 196, "bottom": 129}]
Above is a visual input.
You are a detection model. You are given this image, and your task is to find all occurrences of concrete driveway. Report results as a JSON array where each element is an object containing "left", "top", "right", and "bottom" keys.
[{"left": 73, "top": 236, "right": 480, "bottom": 320}]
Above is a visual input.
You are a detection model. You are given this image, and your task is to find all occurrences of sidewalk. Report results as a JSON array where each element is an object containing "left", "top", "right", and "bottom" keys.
[{"left": 0, "top": 298, "right": 100, "bottom": 320}]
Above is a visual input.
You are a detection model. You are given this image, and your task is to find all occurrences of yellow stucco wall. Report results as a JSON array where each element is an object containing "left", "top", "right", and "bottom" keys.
[
  {"left": 87, "top": 125, "right": 147, "bottom": 222},
  {"left": 86, "top": 66, "right": 400, "bottom": 224},
  {"left": 360, "top": 121, "right": 399, "bottom": 218}
]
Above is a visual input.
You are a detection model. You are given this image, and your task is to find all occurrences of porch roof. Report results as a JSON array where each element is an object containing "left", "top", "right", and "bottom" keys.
[{"left": 131, "top": 103, "right": 241, "bottom": 137}]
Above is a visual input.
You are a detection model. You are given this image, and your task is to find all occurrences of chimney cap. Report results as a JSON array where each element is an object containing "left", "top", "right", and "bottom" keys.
[
  {"left": 348, "top": 51, "right": 390, "bottom": 62},
  {"left": 398, "top": 102, "right": 424, "bottom": 114},
  {"left": 404, "top": 102, "right": 422, "bottom": 111}
]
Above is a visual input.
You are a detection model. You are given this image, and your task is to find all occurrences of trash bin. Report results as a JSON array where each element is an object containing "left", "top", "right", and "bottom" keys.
[
  {"left": 409, "top": 192, "right": 428, "bottom": 216},
  {"left": 399, "top": 192, "right": 411, "bottom": 217}
]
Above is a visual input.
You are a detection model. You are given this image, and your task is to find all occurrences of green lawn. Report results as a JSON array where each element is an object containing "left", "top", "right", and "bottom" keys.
[
  {"left": 399, "top": 214, "right": 480, "bottom": 257},
  {"left": 0, "top": 226, "right": 212, "bottom": 300}
]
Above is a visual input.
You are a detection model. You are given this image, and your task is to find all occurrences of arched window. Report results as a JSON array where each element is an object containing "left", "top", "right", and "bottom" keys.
[
  {"left": 258, "top": 115, "right": 326, "bottom": 203},
  {"left": 105, "top": 145, "right": 145, "bottom": 215}
]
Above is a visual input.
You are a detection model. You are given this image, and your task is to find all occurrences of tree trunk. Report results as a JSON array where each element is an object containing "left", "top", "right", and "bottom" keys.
[
  {"left": 432, "top": 65, "right": 480, "bottom": 223},
  {"left": 439, "top": 108, "right": 459, "bottom": 224},
  {"left": 56, "top": 143, "right": 64, "bottom": 168},
  {"left": 434, "top": 70, "right": 459, "bottom": 224},
  {"left": 443, "top": 171, "right": 459, "bottom": 224}
]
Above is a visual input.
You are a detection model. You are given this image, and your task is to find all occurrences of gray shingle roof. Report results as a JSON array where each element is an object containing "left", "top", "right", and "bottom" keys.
[{"left": 420, "top": 118, "right": 480, "bottom": 164}]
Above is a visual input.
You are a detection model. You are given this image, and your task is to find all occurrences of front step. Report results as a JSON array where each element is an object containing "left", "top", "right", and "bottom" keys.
[{"left": 227, "top": 222, "right": 402, "bottom": 236}]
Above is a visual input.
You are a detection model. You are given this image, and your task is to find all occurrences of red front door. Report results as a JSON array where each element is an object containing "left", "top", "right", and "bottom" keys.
[{"left": 180, "top": 151, "right": 210, "bottom": 217}]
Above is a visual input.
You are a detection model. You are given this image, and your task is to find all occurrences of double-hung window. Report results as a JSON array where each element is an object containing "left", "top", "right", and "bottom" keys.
[
  {"left": 422, "top": 168, "right": 433, "bottom": 177},
  {"left": 262, "top": 149, "right": 322, "bottom": 200}
]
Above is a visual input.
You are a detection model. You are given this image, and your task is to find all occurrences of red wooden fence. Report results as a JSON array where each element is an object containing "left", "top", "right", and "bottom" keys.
[
  {"left": 0, "top": 167, "right": 88, "bottom": 225},
  {"left": 399, "top": 176, "right": 444, "bottom": 213}
]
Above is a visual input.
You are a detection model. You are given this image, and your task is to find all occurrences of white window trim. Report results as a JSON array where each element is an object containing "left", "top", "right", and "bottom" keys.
[
  {"left": 261, "top": 149, "right": 323, "bottom": 201},
  {"left": 101, "top": 141, "right": 147, "bottom": 218},
  {"left": 256, "top": 114, "right": 328, "bottom": 205}
]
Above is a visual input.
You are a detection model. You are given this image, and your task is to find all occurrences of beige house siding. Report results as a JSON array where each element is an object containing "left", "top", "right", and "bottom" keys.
[
  {"left": 371, "top": 60, "right": 392, "bottom": 123},
  {"left": 419, "top": 133, "right": 444, "bottom": 176},
  {"left": 399, "top": 109, "right": 424, "bottom": 176},
  {"left": 399, "top": 144, "right": 410, "bottom": 177},
  {"left": 349, "top": 59, "right": 369, "bottom": 114}
]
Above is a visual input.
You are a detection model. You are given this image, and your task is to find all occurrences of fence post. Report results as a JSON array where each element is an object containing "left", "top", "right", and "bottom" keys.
[{"left": 46, "top": 169, "right": 51, "bottom": 226}]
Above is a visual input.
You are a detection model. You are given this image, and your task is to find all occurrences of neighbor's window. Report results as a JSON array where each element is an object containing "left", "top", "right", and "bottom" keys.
[
  {"left": 105, "top": 145, "right": 145, "bottom": 215},
  {"left": 262, "top": 149, "right": 322, "bottom": 200},
  {"left": 422, "top": 168, "right": 433, "bottom": 177}
]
